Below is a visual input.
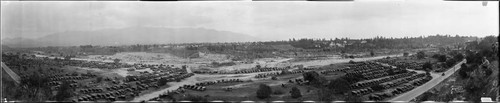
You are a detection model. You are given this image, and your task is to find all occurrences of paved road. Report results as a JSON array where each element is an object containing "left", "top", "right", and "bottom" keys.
[
  {"left": 1, "top": 62, "right": 21, "bottom": 84},
  {"left": 388, "top": 59, "right": 466, "bottom": 101}
]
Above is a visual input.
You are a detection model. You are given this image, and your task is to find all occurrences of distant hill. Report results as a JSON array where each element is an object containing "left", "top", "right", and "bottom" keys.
[{"left": 2, "top": 27, "right": 262, "bottom": 48}]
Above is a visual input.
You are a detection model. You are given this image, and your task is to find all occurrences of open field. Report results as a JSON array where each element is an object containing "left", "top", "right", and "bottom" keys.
[{"left": 5, "top": 35, "right": 495, "bottom": 102}]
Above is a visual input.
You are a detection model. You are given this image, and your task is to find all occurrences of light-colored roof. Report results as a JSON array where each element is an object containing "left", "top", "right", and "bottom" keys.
[{"left": 480, "top": 97, "right": 493, "bottom": 102}]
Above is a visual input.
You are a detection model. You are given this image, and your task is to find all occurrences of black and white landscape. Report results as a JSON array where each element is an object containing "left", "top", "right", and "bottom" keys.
[{"left": 1, "top": 1, "right": 499, "bottom": 102}]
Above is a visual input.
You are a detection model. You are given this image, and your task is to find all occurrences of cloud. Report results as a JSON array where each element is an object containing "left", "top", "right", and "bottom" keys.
[{"left": 1, "top": 1, "right": 498, "bottom": 41}]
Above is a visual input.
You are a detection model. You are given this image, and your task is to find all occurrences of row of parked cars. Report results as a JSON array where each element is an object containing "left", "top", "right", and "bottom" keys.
[
  {"left": 194, "top": 66, "right": 291, "bottom": 74},
  {"left": 182, "top": 85, "right": 207, "bottom": 91},
  {"left": 49, "top": 76, "right": 90, "bottom": 81},
  {"left": 195, "top": 79, "right": 245, "bottom": 86},
  {"left": 80, "top": 88, "right": 104, "bottom": 94},
  {"left": 320, "top": 67, "right": 348, "bottom": 74},
  {"left": 349, "top": 71, "right": 416, "bottom": 89},
  {"left": 368, "top": 75, "right": 432, "bottom": 101},
  {"left": 255, "top": 72, "right": 282, "bottom": 78},
  {"left": 377, "top": 59, "right": 424, "bottom": 70},
  {"left": 255, "top": 69, "right": 308, "bottom": 78}
]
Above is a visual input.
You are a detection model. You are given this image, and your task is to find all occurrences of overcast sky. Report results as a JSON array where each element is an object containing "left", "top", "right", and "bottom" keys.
[{"left": 1, "top": 0, "right": 498, "bottom": 41}]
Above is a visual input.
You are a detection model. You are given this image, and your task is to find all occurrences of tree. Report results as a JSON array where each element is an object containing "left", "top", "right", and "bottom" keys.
[
  {"left": 72, "top": 72, "right": 79, "bottom": 76},
  {"left": 55, "top": 81, "right": 73, "bottom": 101},
  {"left": 113, "top": 58, "right": 121, "bottom": 64},
  {"left": 302, "top": 71, "right": 326, "bottom": 86},
  {"left": 290, "top": 87, "right": 302, "bottom": 98},
  {"left": 327, "top": 78, "right": 350, "bottom": 94},
  {"left": 478, "top": 36, "right": 497, "bottom": 51},
  {"left": 445, "top": 59, "right": 457, "bottom": 68},
  {"left": 464, "top": 76, "right": 489, "bottom": 102},
  {"left": 23, "top": 66, "right": 28, "bottom": 71},
  {"left": 17, "top": 73, "right": 52, "bottom": 101},
  {"left": 417, "top": 51, "right": 426, "bottom": 59},
  {"left": 256, "top": 84, "right": 272, "bottom": 99},
  {"left": 422, "top": 62, "right": 433, "bottom": 71},
  {"left": 341, "top": 74, "right": 364, "bottom": 84},
  {"left": 271, "top": 76, "right": 278, "bottom": 80},
  {"left": 484, "top": 68, "right": 493, "bottom": 76},
  {"left": 96, "top": 77, "right": 103, "bottom": 83},
  {"left": 64, "top": 56, "right": 72, "bottom": 61},
  {"left": 403, "top": 52, "right": 409, "bottom": 57},
  {"left": 158, "top": 78, "right": 168, "bottom": 86},
  {"left": 454, "top": 53, "right": 464, "bottom": 61},
  {"left": 349, "top": 60, "right": 355, "bottom": 64},
  {"left": 436, "top": 55, "right": 447, "bottom": 62}
]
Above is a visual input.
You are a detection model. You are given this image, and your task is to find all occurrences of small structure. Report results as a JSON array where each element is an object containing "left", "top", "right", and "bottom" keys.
[{"left": 480, "top": 97, "right": 493, "bottom": 102}]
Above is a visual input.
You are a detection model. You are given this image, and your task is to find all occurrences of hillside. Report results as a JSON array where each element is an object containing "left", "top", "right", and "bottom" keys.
[{"left": 2, "top": 27, "right": 261, "bottom": 48}]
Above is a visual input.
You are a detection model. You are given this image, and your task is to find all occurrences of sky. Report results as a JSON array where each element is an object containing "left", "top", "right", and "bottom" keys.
[{"left": 1, "top": 0, "right": 498, "bottom": 41}]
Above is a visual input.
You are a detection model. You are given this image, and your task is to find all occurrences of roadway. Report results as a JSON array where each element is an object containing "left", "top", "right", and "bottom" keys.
[{"left": 388, "top": 59, "right": 466, "bottom": 101}]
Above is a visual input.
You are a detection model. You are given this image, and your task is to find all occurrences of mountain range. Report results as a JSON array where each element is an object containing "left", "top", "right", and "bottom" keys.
[{"left": 1, "top": 27, "right": 262, "bottom": 48}]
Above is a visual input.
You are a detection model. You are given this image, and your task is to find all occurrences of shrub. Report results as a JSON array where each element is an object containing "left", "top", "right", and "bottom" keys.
[
  {"left": 454, "top": 53, "right": 464, "bottom": 61},
  {"left": 302, "top": 71, "right": 327, "bottom": 86},
  {"left": 459, "top": 69, "right": 468, "bottom": 79},
  {"left": 445, "top": 59, "right": 457, "bottom": 68},
  {"left": 342, "top": 74, "right": 364, "bottom": 84},
  {"left": 438, "top": 55, "right": 447, "bottom": 62},
  {"left": 422, "top": 62, "right": 433, "bottom": 71},
  {"left": 55, "top": 81, "right": 73, "bottom": 101},
  {"left": 403, "top": 52, "right": 409, "bottom": 57},
  {"left": 290, "top": 87, "right": 302, "bottom": 98},
  {"left": 417, "top": 51, "right": 426, "bottom": 59},
  {"left": 256, "top": 84, "right": 272, "bottom": 99},
  {"left": 327, "top": 78, "right": 350, "bottom": 94},
  {"left": 349, "top": 60, "right": 355, "bottom": 64},
  {"left": 271, "top": 76, "right": 278, "bottom": 80},
  {"left": 96, "top": 77, "right": 103, "bottom": 83},
  {"left": 158, "top": 78, "right": 168, "bottom": 86},
  {"left": 484, "top": 68, "right": 493, "bottom": 76}
]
